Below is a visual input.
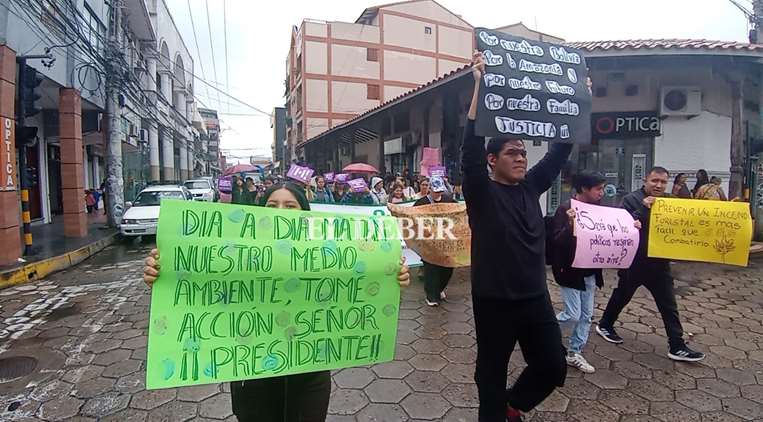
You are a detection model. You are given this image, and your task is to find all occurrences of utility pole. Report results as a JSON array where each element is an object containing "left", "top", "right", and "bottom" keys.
[
  {"left": 755, "top": 0, "right": 763, "bottom": 42},
  {"left": 105, "top": 1, "right": 125, "bottom": 228}
]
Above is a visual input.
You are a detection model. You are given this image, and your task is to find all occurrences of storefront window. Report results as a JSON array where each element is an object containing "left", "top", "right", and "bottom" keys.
[{"left": 122, "top": 143, "right": 148, "bottom": 202}]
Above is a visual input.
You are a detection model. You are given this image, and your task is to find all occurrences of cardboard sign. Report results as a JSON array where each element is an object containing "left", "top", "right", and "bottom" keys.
[
  {"left": 570, "top": 199, "right": 640, "bottom": 269},
  {"left": 217, "top": 177, "right": 232, "bottom": 194},
  {"left": 324, "top": 172, "right": 335, "bottom": 183},
  {"left": 388, "top": 203, "right": 471, "bottom": 268},
  {"left": 347, "top": 178, "right": 368, "bottom": 193},
  {"left": 429, "top": 166, "right": 446, "bottom": 177},
  {"left": 146, "top": 200, "right": 402, "bottom": 389},
  {"left": 474, "top": 28, "right": 591, "bottom": 143},
  {"left": 335, "top": 174, "right": 350, "bottom": 183},
  {"left": 648, "top": 198, "right": 753, "bottom": 267},
  {"left": 286, "top": 164, "right": 314, "bottom": 184}
]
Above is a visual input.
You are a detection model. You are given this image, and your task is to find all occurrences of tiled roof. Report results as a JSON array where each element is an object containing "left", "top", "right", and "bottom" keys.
[
  {"left": 566, "top": 38, "right": 763, "bottom": 53},
  {"left": 298, "top": 64, "right": 471, "bottom": 148}
]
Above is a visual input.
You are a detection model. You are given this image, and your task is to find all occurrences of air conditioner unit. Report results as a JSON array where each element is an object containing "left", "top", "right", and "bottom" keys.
[{"left": 660, "top": 86, "right": 701, "bottom": 116}]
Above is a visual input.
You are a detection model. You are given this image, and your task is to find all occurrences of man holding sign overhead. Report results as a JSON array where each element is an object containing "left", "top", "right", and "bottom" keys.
[
  {"left": 597, "top": 167, "right": 705, "bottom": 362},
  {"left": 463, "top": 44, "right": 578, "bottom": 421}
]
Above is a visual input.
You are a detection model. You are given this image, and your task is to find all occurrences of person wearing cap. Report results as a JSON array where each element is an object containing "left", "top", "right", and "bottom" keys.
[
  {"left": 370, "top": 177, "right": 388, "bottom": 204},
  {"left": 414, "top": 176, "right": 457, "bottom": 306}
]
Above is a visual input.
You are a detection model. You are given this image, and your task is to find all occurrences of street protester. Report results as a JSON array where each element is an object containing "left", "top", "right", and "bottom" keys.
[
  {"left": 414, "top": 176, "right": 458, "bottom": 306},
  {"left": 462, "top": 51, "right": 570, "bottom": 422},
  {"left": 597, "top": 167, "right": 706, "bottom": 362},
  {"left": 691, "top": 169, "right": 709, "bottom": 198},
  {"left": 231, "top": 175, "right": 249, "bottom": 205},
  {"left": 671, "top": 172, "right": 692, "bottom": 198},
  {"left": 311, "top": 175, "right": 334, "bottom": 203},
  {"left": 695, "top": 176, "right": 728, "bottom": 201},
  {"left": 340, "top": 186, "right": 378, "bottom": 205},
  {"left": 415, "top": 178, "right": 430, "bottom": 200},
  {"left": 389, "top": 183, "right": 407, "bottom": 204},
  {"left": 550, "top": 172, "right": 642, "bottom": 374},
  {"left": 332, "top": 180, "right": 348, "bottom": 202},
  {"left": 401, "top": 177, "right": 416, "bottom": 199},
  {"left": 370, "top": 176, "right": 388, "bottom": 204},
  {"left": 142, "top": 182, "right": 411, "bottom": 422}
]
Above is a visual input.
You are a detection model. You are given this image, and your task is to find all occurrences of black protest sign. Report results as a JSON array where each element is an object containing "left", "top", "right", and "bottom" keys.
[{"left": 474, "top": 28, "right": 592, "bottom": 143}]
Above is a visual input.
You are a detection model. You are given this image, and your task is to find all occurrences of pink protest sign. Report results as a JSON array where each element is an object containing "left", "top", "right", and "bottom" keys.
[
  {"left": 347, "top": 178, "right": 368, "bottom": 193},
  {"left": 334, "top": 173, "right": 350, "bottom": 183},
  {"left": 324, "top": 172, "right": 335, "bottom": 183},
  {"left": 286, "top": 164, "right": 314, "bottom": 184},
  {"left": 430, "top": 166, "right": 446, "bottom": 177},
  {"left": 571, "top": 199, "right": 640, "bottom": 269},
  {"left": 422, "top": 147, "right": 440, "bottom": 165}
]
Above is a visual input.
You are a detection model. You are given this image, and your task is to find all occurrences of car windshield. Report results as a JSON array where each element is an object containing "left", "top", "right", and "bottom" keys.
[
  {"left": 184, "top": 181, "right": 210, "bottom": 190},
  {"left": 133, "top": 191, "right": 185, "bottom": 206}
]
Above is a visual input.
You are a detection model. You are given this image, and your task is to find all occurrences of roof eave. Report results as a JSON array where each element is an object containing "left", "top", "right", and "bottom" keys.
[{"left": 579, "top": 48, "right": 763, "bottom": 59}]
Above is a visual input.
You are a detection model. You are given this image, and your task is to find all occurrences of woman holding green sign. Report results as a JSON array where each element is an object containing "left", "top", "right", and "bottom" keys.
[{"left": 142, "top": 183, "right": 411, "bottom": 422}]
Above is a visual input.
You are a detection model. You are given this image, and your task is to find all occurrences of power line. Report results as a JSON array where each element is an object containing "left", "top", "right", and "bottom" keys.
[
  {"left": 186, "top": 0, "right": 211, "bottom": 103},
  {"left": 204, "top": 0, "right": 222, "bottom": 110},
  {"left": 223, "top": 0, "right": 230, "bottom": 113}
]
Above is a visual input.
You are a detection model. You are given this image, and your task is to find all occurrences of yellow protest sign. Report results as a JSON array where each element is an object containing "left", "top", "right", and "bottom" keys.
[{"left": 648, "top": 198, "right": 753, "bottom": 267}]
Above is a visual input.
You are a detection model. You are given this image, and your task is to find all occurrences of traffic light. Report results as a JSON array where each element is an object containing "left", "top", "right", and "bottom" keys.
[
  {"left": 19, "top": 63, "right": 42, "bottom": 118},
  {"left": 16, "top": 126, "right": 38, "bottom": 148}
]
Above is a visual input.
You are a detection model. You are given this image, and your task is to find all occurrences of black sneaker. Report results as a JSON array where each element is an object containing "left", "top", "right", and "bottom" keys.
[
  {"left": 596, "top": 324, "right": 624, "bottom": 344},
  {"left": 668, "top": 345, "right": 705, "bottom": 362}
]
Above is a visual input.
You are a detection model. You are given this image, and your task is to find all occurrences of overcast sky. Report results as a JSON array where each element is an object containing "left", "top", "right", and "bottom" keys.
[{"left": 165, "top": 0, "right": 750, "bottom": 164}]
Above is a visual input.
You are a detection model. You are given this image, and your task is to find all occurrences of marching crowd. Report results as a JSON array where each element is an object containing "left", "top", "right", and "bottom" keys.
[{"left": 140, "top": 51, "right": 726, "bottom": 422}]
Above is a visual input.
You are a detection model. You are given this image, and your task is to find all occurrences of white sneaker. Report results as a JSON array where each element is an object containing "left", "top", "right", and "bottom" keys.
[
  {"left": 566, "top": 353, "right": 595, "bottom": 373},
  {"left": 439, "top": 290, "right": 447, "bottom": 300}
]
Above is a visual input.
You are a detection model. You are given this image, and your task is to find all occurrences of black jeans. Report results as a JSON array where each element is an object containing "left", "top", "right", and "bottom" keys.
[
  {"left": 231, "top": 371, "right": 331, "bottom": 422},
  {"left": 600, "top": 269, "right": 685, "bottom": 349},
  {"left": 423, "top": 261, "right": 454, "bottom": 302},
  {"left": 473, "top": 293, "right": 567, "bottom": 421}
]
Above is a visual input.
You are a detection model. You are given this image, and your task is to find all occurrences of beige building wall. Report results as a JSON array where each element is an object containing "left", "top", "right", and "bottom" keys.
[
  {"left": 383, "top": 1, "right": 470, "bottom": 27},
  {"left": 331, "top": 44, "right": 380, "bottom": 79},
  {"left": 305, "top": 79, "right": 328, "bottom": 112},
  {"left": 438, "top": 25, "right": 472, "bottom": 58},
  {"left": 330, "top": 21, "right": 380, "bottom": 43},
  {"left": 438, "top": 58, "right": 467, "bottom": 74},
  {"left": 305, "top": 41, "right": 328, "bottom": 74},
  {"left": 384, "top": 85, "right": 411, "bottom": 102},
  {"left": 385, "top": 50, "right": 436, "bottom": 84},
  {"left": 306, "top": 117, "right": 330, "bottom": 139},
  {"left": 332, "top": 81, "right": 379, "bottom": 113},
  {"left": 383, "top": 14, "right": 436, "bottom": 51},
  {"left": 305, "top": 21, "right": 327, "bottom": 37}
]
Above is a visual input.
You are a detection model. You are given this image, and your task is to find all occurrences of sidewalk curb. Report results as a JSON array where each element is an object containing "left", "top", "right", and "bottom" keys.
[{"left": 0, "top": 232, "right": 119, "bottom": 289}]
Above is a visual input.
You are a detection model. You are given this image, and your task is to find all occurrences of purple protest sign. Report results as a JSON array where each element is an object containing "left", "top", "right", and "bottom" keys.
[
  {"left": 286, "top": 164, "right": 314, "bottom": 184},
  {"left": 429, "top": 165, "right": 446, "bottom": 177},
  {"left": 334, "top": 173, "right": 350, "bottom": 183},
  {"left": 217, "top": 177, "right": 232, "bottom": 194},
  {"left": 571, "top": 199, "right": 640, "bottom": 269},
  {"left": 347, "top": 178, "right": 368, "bottom": 193},
  {"left": 324, "top": 172, "right": 335, "bottom": 183}
]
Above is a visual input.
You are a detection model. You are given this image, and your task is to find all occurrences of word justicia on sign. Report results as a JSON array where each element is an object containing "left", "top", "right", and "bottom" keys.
[{"left": 495, "top": 117, "right": 557, "bottom": 138}]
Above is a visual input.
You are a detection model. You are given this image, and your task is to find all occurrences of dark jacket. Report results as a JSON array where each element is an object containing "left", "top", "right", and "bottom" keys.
[
  {"left": 461, "top": 119, "right": 573, "bottom": 300},
  {"left": 413, "top": 194, "right": 457, "bottom": 207},
  {"left": 550, "top": 200, "right": 604, "bottom": 291},
  {"left": 621, "top": 187, "right": 670, "bottom": 277}
]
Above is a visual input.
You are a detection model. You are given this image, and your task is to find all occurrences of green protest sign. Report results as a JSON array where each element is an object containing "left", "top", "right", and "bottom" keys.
[{"left": 146, "top": 200, "right": 402, "bottom": 389}]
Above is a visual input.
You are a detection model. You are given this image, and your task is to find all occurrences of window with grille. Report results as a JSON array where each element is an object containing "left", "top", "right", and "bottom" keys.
[{"left": 366, "top": 48, "right": 379, "bottom": 62}]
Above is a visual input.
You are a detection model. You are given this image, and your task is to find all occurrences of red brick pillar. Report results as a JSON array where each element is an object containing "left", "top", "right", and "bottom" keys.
[
  {"left": 0, "top": 46, "right": 21, "bottom": 265},
  {"left": 59, "top": 88, "right": 86, "bottom": 237}
]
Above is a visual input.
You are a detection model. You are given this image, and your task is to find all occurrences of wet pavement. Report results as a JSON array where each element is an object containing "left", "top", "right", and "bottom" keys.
[{"left": 0, "top": 239, "right": 761, "bottom": 421}]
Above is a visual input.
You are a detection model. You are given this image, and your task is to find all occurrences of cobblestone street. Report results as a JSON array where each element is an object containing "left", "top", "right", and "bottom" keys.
[{"left": 0, "top": 241, "right": 761, "bottom": 421}]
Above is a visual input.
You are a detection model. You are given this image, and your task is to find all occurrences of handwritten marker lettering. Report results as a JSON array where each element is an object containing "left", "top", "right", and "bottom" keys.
[
  {"left": 482, "top": 50, "right": 503, "bottom": 66},
  {"left": 506, "top": 94, "right": 541, "bottom": 112},
  {"left": 484, "top": 73, "right": 506, "bottom": 87},
  {"left": 545, "top": 80, "right": 575, "bottom": 96},
  {"left": 508, "top": 76, "right": 542, "bottom": 91},
  {"left": 479, "top": 31, "right": 499, "bottom": 46},
  {"left": 560, "top": 124, "right": 570, "bottom": 139},
  {"left": 567, "top": 68, "right": 578, "bottom": 83},
  {"left": 549, "top": 46, "right": 581, "bottom": 64},
  {"left": 499, "top": 39, "right": 544, "bottom": 57},
  {"left": 495, "top": 117, "right": 556, "bottom": 138},
  {"left": 518, "top": 59, "right": 563, "bottom": 76},
  {"left": 506, "top": 53, "right": 517, "bottom": 69},
  {"left": 547, "top": 99, "right": 580, "bottom": 116},
  {"left": 484, "top": 93, "right": 504, "bottom": 110}
]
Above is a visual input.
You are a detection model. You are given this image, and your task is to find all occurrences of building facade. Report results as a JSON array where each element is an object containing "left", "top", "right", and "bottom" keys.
[
  {"left": 0, "top": 0, "right": 204, "bottom": 265},
  {"left": 284, "top": 0, "right": 474, "bottom": 166},
  {"left": 198, "top": 108, "right": 221, "bottom": 178}
]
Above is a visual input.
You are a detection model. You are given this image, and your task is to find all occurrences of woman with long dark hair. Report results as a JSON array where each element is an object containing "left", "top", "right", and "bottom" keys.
[
  {"left": 142, "top": 183, "right": 410, "bottom": 421},
  {"left": 672, "top": 173, "right": 692, "bottom": 198},
  {"left": 692, "top": 169, "right": 709, "bottom": 198}
]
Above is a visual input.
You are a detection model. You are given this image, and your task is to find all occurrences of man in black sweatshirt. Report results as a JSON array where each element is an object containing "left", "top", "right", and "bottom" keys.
[
  {"left": 596, "top": 167, "right": 705, "bottom": 362},
  {"left": 463, "top": 51, "right": 572, "bottom": 422}
]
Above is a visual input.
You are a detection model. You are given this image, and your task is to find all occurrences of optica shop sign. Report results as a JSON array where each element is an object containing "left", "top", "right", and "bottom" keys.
[{"left": 592, "top": 112, "right": 661, "bottom": 139}]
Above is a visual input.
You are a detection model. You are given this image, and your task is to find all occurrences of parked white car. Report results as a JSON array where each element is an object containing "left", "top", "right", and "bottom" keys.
[
  {"left": 120, "top": 185, "right": 192, "bottom": 236},
  {"left": 184, "top": 179, "right": 216, "bottom": 202}
]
